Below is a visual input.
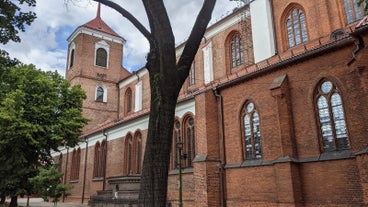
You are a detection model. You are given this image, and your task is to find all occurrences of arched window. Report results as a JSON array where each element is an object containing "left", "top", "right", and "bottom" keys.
[
  {"left": 242, "top": 102, "right": 262, "bottom": 160},
  {"left": 170, "top": 117, "right": 195, "bottom": 169},
  {"left": 95, "top": 48, "right": 107, "bottom": 67},
  {"left": 344, "top": 0, "right": 365, "bottom": 24},
  {"left": 68, "top": 42, "right": 75, "bottom": 70},
  {"left": 58, "top": 153, "right": 63, "bottom": 173},
  {"left": 58, "top": 154, "right": 63, "bottom": 183},
  {"left": 70, "top": 148, "right": 81, "bottom": 180},
  {"left": 230, "top": 33, "right": 244, "bottom": 68},
  {"left": 133, "top": 132, "right": 142, "bottom": 174},
  {"left": 125, "top": 88, "right": 132, "bottom": 114},
  {"left": 286, "top": 8, "right": 308, "bottom": 48},
  {"left": 170, "top": 120, "right": 181, "bottom": 170},
  {"left": 183, "top": 116, "right": 195, "bottom": 167},
  {"left": 96, "top": 86, "right": 104, "bottom": 102},
  {"left": 315, "top": 80, "right": 349, "bottom": 152},
  {"left": 124, "top": 134, "right": 133, "bottom": 175},
  {"left": 69, "top": 49, "right": 75, "bottom": 68},
  {"left": 93, "top": 142, "right": 100, "bottom": 178},
  {"left": 100, "top": 140, "right": 106, "bottom": 178},
  {"left": 70, "top": 149, "right": 76, "bottom": 180},
  {"left": 93, "top": 142, "right": 105, "bottom": 178}
]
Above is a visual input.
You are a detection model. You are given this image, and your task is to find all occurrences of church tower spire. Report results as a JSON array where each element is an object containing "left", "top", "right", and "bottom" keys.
[{"left": 97, "top": 3, "right": 101, "bottom": 18}]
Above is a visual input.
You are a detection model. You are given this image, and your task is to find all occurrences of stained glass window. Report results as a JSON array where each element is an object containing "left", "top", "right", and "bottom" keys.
[
  {"left": 316, "top": 80, "right": 349, "bottom": 152},
  {"left": 286, "top": 9, "right": 308, "bottom": 48},
  {"left": 344, "top": 0, "right": 364, "bottom": 24},
  {"left": 230, "top": 34, "right": 244, "bottom": 68},
  {"left": 242, "top": 102, "right": 262, "bottom": 160}
]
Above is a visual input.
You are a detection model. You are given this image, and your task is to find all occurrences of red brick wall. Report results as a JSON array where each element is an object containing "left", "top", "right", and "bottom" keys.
[
  {"left": 226, "top": 165, "right": 277, "bottom": 206},
  {"left": 66, "top": 33, "right": 131, "bottom": 133},
  {"left": 218, "top": 36, "right": 368, "bottom": 206},
  {"left": 300, "top": 159, "right": 363, "bottom": 206},
  {"left": 271, "top": 0, "right": 348, "bottom": 53},
  {"left": 60, "top": 2, "right": 368, "bottom": 206}
]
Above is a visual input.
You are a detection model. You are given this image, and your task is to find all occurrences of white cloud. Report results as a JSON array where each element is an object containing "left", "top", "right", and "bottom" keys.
[{"left": 2, "top": 0, "right": 240, "bottom": 75}]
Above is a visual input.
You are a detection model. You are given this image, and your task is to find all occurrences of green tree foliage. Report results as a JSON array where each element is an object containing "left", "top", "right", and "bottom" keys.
[
  {"left": 0, "top": 63, "right": 88, "bottom": 207},
  {"left": 29, "top": 164, "right": 72, "bottom": 207},
  {"left": 0, "top": 0, "right": 37, "bottom": 44}
]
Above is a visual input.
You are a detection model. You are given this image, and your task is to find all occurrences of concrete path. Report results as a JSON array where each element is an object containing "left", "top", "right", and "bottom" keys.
[{"left": 7, "top": 198, "right": 89, "bottom": 207}]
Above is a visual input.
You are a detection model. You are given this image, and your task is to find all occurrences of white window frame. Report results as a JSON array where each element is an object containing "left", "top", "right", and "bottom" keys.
[
  {"left": 68, "top": 42, "right": 76, "bottom": 70},
  {"left": 95, "top": 85, "right": 107, "bottom": 102},
  {"left": 94, "top": 40, "right": 110, "bottom": 69}
]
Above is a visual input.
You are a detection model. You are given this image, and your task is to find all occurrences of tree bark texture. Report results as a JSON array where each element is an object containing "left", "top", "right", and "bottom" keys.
[
  {"left": 9, "top": 196, "right": 17, "bottom": 207},
  {"left": 93, "top": 0, "right": 216, "bottom": 206}
]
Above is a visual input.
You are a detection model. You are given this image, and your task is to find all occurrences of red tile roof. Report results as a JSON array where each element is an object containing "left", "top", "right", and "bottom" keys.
[{"left": 82, "top": 3, "right": 121, "bottom": 38}]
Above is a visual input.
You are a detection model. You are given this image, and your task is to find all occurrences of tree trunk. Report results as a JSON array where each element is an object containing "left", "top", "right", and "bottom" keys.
[
  {"left": 0, "top": 194, "right": 5, "bottom": 204},
  {"left": 137, "top": 0, "right": 216, "bottom": 205},
  {"left": 139, "top": 72, "right": 180, "bottom": 206},
  {"left": 9, "top": 196, "right": 17, "bottom": 207}
]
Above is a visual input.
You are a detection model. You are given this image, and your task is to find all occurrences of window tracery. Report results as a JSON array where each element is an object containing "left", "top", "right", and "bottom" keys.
[
  {"left": 241, "top": 102, "right": 262, "bottom": 160},
  {"left": 316, "top": 80, "right": 349, "bottom": 152},
  {"left": 286, "top": 8, "right": 308, "bottom": 48}
]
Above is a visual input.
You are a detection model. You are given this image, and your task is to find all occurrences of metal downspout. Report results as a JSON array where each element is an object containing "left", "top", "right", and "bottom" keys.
[
  {"left": 116, "top": 83, "right": 121, "bottom": 121},
  {"left": 214, "top": 88, "right": 227, "bottom": 207}
]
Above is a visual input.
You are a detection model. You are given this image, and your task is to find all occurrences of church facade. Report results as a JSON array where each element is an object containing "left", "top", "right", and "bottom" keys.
[{"left": 54, "top": 0, "right": 368, "bottom": 206}]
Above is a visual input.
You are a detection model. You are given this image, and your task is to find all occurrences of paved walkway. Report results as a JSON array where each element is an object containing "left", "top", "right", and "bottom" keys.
[{"left": 7, "top": 198, "right": 89, "bottom": 207}]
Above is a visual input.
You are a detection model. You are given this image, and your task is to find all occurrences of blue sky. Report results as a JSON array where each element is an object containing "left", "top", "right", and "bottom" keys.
[{"left": 2, "top": 0, "right": 241, "bottom": 75}]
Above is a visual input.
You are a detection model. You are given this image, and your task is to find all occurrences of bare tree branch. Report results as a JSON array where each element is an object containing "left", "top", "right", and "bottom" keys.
[
  {"left": 92, "top": 0, "right": 152, "bottom": 42},
  {"left": 141, "top": 0, "right": 174, "bottom": 43},
  {"left": 177, "top": 0, "right": 216, "bottom": 81}
]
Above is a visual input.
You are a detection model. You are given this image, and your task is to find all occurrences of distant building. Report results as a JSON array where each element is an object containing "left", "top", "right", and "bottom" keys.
[{"left": 54, "top": 1, "right": 368, "bottom": 206}]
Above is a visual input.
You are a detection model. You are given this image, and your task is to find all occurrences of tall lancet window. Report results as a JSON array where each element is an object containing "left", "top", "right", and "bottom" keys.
[
  {"left": 242, "top": 102, "right": 262, "bottom": 160},
  {"left": 68, "top": 42, "right": 75, "bottom": 69},
  {"left": 286, "top": 8, "right": 308, "bottom": 48},
  {"left": 170, "top": 120, "right": 181, "bottom": 170},
  {"left": 344, "top": 0, "right": 365, "bottom": 24},
  {"left": 230, "top": 33, "right": 244, "bottom": 68},
  {"left": 125, "top": 88, "right": 133, "bottom": 114},
  {"left": 315, "top": 80, "right": 349, "bottom": 152},
  {"left": 183, "top": 116, "right": 195, "bottom": 167},
  {"left": 124, "top": 134, "right": 133, "bottom": 175}
]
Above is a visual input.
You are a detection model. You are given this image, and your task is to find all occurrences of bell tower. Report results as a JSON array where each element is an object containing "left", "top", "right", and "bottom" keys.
[{"left": 65, "top": 3, "right": 130, "bottom": 133}]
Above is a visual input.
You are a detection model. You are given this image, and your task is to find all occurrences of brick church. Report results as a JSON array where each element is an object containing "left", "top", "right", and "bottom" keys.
[{"left": 54, "top": 0, "right": 368, "bottom": 206}]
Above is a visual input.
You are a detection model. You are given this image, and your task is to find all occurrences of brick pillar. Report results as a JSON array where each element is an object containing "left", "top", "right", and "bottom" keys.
[
  {"left": 192, "top": 90, "right": 222, "bottom": 207},
  {"left": 270, "top": 74, "right": 296, "bottom": 157},
  {"left": 356, "top": 153, "right": 368, "bottom": 205},
  {"left": 347, "top": 38, "right": 368, "bottom": 205},
  {"left": 274, "top": 162, "right": 304, "bottom": 207},
  {"left": 270, "top": 74, "right": 303, "bottom": 206}
]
